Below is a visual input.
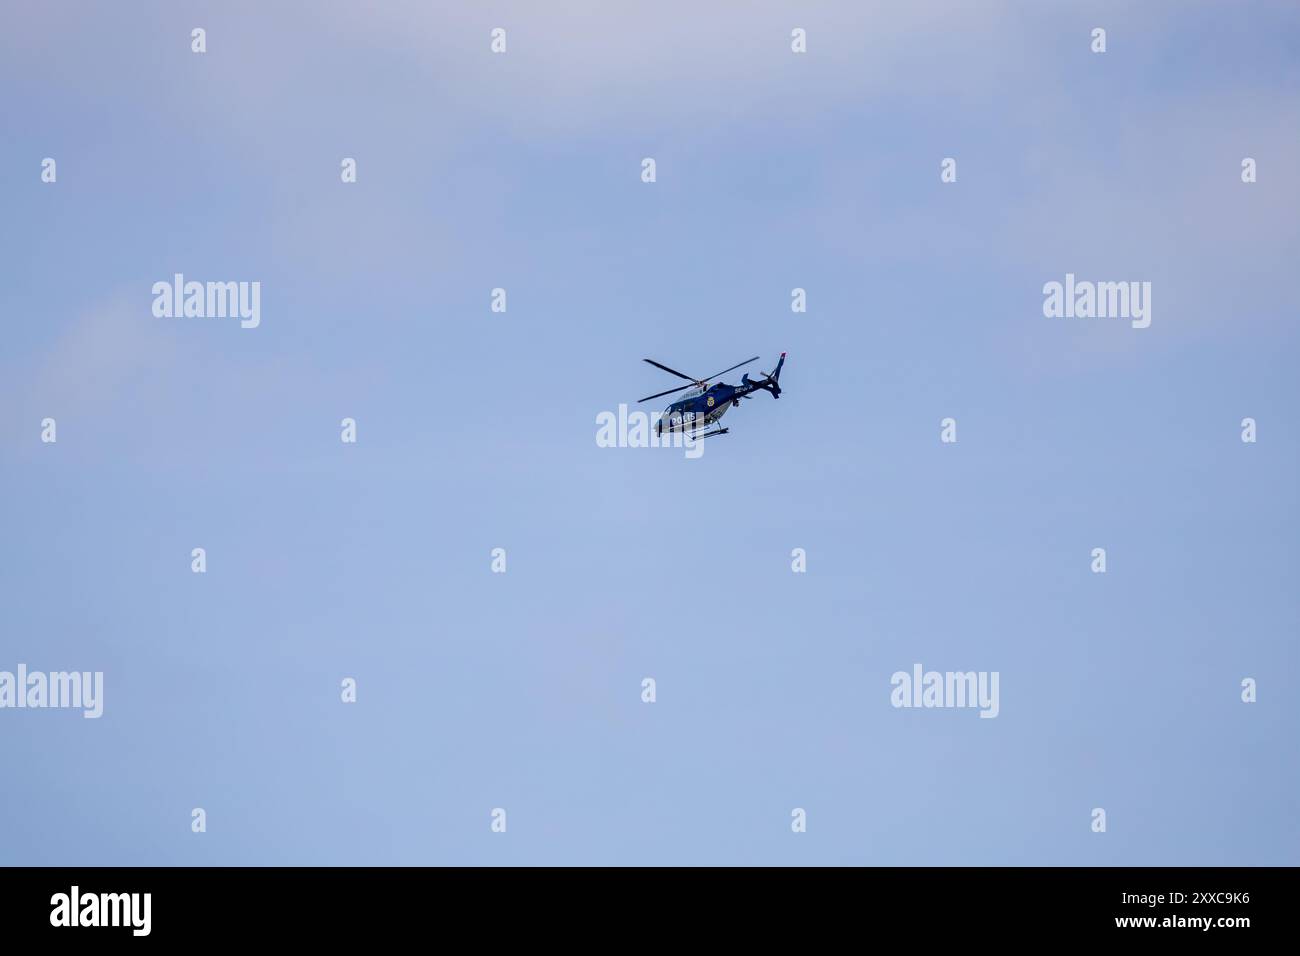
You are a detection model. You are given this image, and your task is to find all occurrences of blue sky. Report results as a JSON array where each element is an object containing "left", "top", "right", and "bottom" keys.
[{"left": 1, "top": 1, "right": 1297, "bottom": 865}]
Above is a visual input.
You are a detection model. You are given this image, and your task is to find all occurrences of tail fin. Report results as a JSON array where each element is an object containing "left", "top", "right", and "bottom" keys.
[
  {"left": 742, "top": 353, "right": 788, "bottom": 397},
  {"left": 770, "top": 352, "right": 786, "bottom": 382},
  {"left": 762, "top": 352, "right": 786, "bottom": 398}
]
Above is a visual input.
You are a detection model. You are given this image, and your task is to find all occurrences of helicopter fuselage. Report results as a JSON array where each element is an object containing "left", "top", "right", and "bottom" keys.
[
  {"left": 657, "top": 375, "right": 777, "bottom": 434},
  {"left": 639, "top": 352, "right": 785, "bottom": 437}
]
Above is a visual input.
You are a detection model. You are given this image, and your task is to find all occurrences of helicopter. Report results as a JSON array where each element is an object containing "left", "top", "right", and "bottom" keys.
[{"left": 638, "top": 352, "right": 786, "bottom": 439}]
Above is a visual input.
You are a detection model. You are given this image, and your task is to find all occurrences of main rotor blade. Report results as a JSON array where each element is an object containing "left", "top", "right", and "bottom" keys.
[
  {"left": 701, "top": 356, "right": 760, "bottom": 381},
  {"left": 643, "top": 358, "right": 699, "bottom": 383},
  {"left": 638, "top": 383, "right": 694, "bottom": 403}
]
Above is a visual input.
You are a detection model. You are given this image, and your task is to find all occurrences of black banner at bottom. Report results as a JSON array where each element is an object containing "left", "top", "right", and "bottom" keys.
[{"left": 0, "top": 866, "right": 1282, "bottom": 941}]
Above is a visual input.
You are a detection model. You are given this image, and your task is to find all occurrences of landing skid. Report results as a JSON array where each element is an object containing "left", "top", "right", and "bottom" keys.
[{"left": 690, "top": 427, "right": 729, "bottom": 439}]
